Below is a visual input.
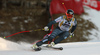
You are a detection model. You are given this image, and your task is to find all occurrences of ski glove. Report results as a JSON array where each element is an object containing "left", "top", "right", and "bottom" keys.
[
  {"left": 69, "top": 33, "right": 74, "bottom": 38},
  {"left": 44, "top": 26, "right": 49, "bottom": 31}
]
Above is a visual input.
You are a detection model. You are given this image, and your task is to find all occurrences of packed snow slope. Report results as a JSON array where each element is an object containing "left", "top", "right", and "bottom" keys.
[
  {"left": 0, "top": 6, "right": 100, "bottom": 55},
  {"left": 0, "top": 37, "right": 100, "bottom": 55}
]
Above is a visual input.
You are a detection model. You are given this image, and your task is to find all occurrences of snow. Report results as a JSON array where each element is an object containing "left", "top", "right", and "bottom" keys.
[
  {"left": 0, "top": 38, "right": 32, "bottom": 50},
  {"left": 0, "top": 37, "right": 100, "bottom": 55},
  {"left": 81, "top": 6, "right": 100, "bottom": 41},
  {"left": 0, "top": 6, "right": 100, "bottom": 55},
  {"left": 82, "top": 7, "right": 100, "bottom": 30}
]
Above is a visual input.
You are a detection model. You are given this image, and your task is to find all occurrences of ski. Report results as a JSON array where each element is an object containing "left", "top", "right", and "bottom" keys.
[
  {"left": 31, "top": 46, "right": 63, "bottom": 51},
  {"left": 43, "top": 46, "right": 63, "bottom": 50}
]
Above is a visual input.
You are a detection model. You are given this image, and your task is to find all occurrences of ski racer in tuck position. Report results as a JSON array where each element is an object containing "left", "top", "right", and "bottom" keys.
[{"left": 32, "top": 9, "right": 77, "bottom": 50}]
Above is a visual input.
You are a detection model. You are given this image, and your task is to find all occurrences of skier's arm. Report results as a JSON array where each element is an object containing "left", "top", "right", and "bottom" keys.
[
  {"left": 47, "top": 16, "right": 62, "bottom": 28},
  {"left": 69, "top": 19, "right": 77, "bottom": 37},
  {"left": 71, "top": 19, "right": 77, "bottom": 33},
  {"left": 47, "top": 20, "right": 56, "bottom": 28},
  {"left": 44, "top": 21, "right": 56, "bottom": 31},
  {"left": 71, "top": 24, "right": 77, "bottom": 33}
]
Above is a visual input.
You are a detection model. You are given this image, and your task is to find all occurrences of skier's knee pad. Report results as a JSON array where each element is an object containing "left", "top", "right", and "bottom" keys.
[{"left": 64, "top": 36, "right": 67, "bottom": 39}]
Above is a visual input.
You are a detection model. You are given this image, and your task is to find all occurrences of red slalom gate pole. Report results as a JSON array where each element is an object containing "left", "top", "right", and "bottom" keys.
[{"left": 62, "top": 3, "right": 67, "bottom": 11}]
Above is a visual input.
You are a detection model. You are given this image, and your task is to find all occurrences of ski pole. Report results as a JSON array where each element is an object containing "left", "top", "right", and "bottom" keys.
[
  {"left": 4, "top": 31, "right": 30, "bottom": 38},
  {"left": 4, "top": 28, "right": 49, "bottom": 39}
]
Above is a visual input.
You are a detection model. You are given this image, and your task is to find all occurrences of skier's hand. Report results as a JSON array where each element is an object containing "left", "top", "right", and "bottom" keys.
[
  {"left": 69, "top": 33, "right": 74, "bottom": 38},
  {"left": 44, "top": 26, "right": 49, "bottom": 31}
]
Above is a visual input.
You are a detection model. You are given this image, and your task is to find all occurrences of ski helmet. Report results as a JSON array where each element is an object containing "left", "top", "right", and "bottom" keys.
[
  {"left": 66, "top": 9, "right": 74, "bottom": 15},
  {"left": 66, "top": 9, "right": 74, "bottom": 20}
]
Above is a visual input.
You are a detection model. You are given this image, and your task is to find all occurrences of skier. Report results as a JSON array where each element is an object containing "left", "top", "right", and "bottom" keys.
[{"left": 32, "top": 9, "right": 77, "bottom": 50}]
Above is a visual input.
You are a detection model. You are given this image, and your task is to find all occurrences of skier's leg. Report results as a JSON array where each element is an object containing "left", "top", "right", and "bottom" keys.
[
  {"left": 36, "top": 41, "right": 44, "bottom": 46},
  {"left": 36, "top": 34, "right": 49, "bottom": 46},
  {"left": 54, "top": 31, "right": 69, "bottom": 44},
  {"left": 36, "top": 27, "right": 63, "bottom": 47},
  {"left": 46, "top": 28, "right": 63, "bottom": 47},
  {"left": 48, "top": 28, "right": 63, "bottom": 41},
  {"left": 32, "top": 41, "right": 43, "bottom": 50},
  {"left": 36, "top": 34, "right": 51, "bottom": 47}
]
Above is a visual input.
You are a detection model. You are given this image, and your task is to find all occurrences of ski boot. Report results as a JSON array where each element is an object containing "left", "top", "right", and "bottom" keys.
[
  {"left": 46, "top": 42, "right": 55, "bottom": 47},
  {"left": 32, "top": 44, "right": 41, "bottom": 51},
  {"left": 46, "top": 42, "right": 63, "bottom": 50}
]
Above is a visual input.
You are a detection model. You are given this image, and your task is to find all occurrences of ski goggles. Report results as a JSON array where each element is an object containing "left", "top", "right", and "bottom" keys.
[{"left": 66, "top": 13, "right": 73, "bottom": 18}]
